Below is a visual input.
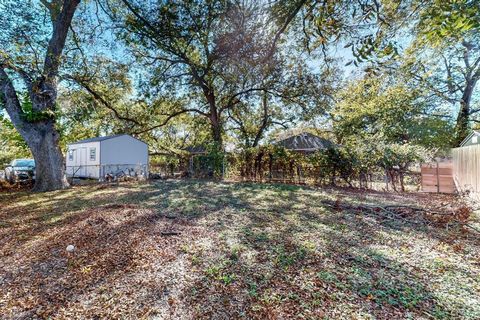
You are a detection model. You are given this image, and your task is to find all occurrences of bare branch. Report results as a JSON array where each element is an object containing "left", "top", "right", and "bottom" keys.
[
  {"left": 1, "top": 60, "right": 33, "bottom": 89},
  {"left": 133, "top": 108, "right": 208, "bottom": 135},
  {"left": 71, "top": 76, "right": 143, "bottom": 126},
  {"left": 265, "top": 0, "right": 307, "bottom": 60}
]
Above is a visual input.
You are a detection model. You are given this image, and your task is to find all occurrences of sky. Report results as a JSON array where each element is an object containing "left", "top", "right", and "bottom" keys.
[{"left": 1, "top": 0, "right": 474, "bottom": 140}]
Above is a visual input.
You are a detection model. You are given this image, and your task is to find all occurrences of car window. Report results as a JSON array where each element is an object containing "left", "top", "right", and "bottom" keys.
[{"left": 13, "top": 160, "right": 35, "bottom": 167}]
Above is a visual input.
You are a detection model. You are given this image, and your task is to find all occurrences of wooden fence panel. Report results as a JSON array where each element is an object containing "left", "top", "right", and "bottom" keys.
[{"left": 421, "top": 160, "right": 455, "bottom": 194}]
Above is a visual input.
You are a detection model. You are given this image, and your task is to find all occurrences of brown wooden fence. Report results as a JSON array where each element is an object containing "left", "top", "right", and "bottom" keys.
[
  {"left": 452, "top": 145, "right": 480, "bottom": 194},
  {"left": 421, "top": 160, "right": 455, "bottom": 193}
]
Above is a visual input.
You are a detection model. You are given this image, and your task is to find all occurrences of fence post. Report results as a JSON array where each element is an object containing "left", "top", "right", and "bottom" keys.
[
  {"left": 385, "top": 169, "right": 389, "bottom": 192},
  {"left": 436, "top": 160, "right": 440, "bottom": 193}
]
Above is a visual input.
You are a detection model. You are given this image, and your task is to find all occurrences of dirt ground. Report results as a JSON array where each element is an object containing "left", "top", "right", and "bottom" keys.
[{"left": 0, "top": 180, "right": 479, "bottom": 319}]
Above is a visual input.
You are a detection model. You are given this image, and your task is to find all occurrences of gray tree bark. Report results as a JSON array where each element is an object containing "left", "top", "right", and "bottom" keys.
[
  {"left": 454, "top": 80, "right": 477, "bottom": 146},
  {"left": 452, "top": 41, "right": 480, "bottom": 146}
]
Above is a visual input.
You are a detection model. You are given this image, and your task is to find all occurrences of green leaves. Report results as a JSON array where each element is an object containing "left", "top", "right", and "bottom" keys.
[
  {"left": 0, "top": 116, "right": 31, "bottom": 164},
  {"left": 333, "top": 77, "right": 453, "bottom": 151},
  {"left": 19, "top": 94, "right": 55, "bottom": 123},
  {"left": 418, "top": 0, "right": 480, "bottom": 46}
]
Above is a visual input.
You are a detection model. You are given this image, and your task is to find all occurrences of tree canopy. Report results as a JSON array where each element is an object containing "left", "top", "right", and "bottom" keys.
[{"left": 1, "top": 0, "right": 478, "bottom": 190}]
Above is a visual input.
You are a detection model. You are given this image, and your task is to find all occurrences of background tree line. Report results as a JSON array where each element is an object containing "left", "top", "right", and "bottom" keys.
[{"left": 0, "top": 0, "right": 478, "bottom": 191}]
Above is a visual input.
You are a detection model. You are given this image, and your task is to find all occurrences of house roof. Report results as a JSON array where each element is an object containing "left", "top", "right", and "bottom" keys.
[
  {"left": 460, "top": 130, "right": 480, "bottom": 147},
  {"left": 274, "top": 132, "right": 334, "bottom": 151}
]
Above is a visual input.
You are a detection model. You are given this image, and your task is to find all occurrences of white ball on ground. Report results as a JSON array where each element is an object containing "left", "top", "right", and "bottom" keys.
[{"left": 66, "top": 245, "right": 75, "bottom": 253}]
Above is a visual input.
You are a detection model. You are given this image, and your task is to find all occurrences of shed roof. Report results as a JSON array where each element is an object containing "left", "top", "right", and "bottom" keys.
[
  {"left": 69, "top": 134, "right": 124, "bottom": 145},
  {"left": 274, "top": 132, "right": 334, "bottom": 151},
  {"left": 460, "top": 130, "right": 480, "bottom": 147},
  {"left": 68, "top": 134, "right": 147, "bottom": 146}
]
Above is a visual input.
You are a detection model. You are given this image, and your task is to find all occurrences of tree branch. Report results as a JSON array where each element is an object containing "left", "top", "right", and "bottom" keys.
[
  {"left": 71, "top": 76, "right": 143, "bottom": 126},
  {"left": 266, "top": 0, "right": 307, "bottom": 60},
  {"left": 0, "top": 67, "right": 27, "bottom": 131},
  {"left": 252, "top": 93, "right": 270, "bottom": 147},
  {"left": 43, "top": 0, "right": 81, "bottom": 80},
  {"left": 1, "top": 61, "right": 34, "bottom": 89},
  {"left": 221, "top": 87, "right": 268, "bottom": 113},
  {"left": 133, "top": 108, "right": 208, "bottom": 135}
]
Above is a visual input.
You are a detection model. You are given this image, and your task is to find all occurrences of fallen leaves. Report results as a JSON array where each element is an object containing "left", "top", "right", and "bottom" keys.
[{"left": 0, "top": 181, "right": 479, "bottom": 319}]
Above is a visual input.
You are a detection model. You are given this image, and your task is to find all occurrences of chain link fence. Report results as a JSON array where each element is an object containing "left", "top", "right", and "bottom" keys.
[{"left": 66, "top": 164, "right": 148, "bottom": 183}]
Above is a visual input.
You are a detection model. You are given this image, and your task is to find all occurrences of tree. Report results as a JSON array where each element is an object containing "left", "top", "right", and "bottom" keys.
[
  {"left": 333, "top": 76, "right": 454, "bottom": 150},
  {"left": 0, "top": 0, "right": 81, "bottom": 191},
  {"left": 103, "top": 0, "right": 304, "bottom": 147},
  {"left": 408, "top": 0, "right": 480, "bottom": 146},
  {"left": 280, "top": 0, "right": 415, "bottom": 63},
  {"left": 228, "top": 60, "right": 339, "bottom": 149}
]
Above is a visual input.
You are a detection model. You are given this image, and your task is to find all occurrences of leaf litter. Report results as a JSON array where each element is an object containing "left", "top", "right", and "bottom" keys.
[{"left": 0, "top": 180, "right": 479, "bottom": 319}]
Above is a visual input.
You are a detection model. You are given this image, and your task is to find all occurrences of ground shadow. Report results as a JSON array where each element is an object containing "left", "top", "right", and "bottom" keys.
[{"left": 0, "top": 180, "right": 478, "bottom": 319}]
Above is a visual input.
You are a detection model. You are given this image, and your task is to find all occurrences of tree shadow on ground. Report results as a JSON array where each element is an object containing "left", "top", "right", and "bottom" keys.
[
  {"left": 157, "top": 181, "right": 479, "bottom": 319},
  {"left": 1, "top": 186, "right": 197, "bottom": 318},
  {"left": 0, "top": 180, "right": 478, "bottom": 319}
]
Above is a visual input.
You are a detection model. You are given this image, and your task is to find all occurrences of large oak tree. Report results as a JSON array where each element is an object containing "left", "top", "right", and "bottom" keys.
[
  {"left": 0, "top": 0, "right": 81, "bottom": 191},
  {"left": 104, "top": 0, "right": 305, "bottom": 147}
]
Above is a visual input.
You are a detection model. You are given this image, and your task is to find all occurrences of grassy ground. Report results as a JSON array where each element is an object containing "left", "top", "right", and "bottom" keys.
[{"left": 0, "top": 180, "right": 479, "bottom": 319}]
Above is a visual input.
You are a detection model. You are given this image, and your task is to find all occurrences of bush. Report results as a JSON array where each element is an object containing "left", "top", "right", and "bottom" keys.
[{"left": 229, "top": 139, "right": 432, "bottom": 191}]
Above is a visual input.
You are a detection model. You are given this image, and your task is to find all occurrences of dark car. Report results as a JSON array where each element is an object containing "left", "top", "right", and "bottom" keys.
[{"left": 4, "top": 159, "right": 36, "bottom": 184}]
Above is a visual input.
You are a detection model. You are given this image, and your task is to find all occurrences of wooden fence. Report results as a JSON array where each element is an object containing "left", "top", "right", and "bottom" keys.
[
  {"left": 452, "top": 145, "right": 480, "bottom": 194},
  {"left": 421, "top": 160, "right": 455, "bottom": 193}
]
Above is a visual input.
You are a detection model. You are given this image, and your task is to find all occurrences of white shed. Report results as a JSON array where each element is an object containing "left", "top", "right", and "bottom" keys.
[{"left": 66, "top": 134, "right": 149, "bottom": 179}]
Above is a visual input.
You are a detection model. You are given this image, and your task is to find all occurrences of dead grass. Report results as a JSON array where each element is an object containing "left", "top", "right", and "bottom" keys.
[{"left": 0, "top": 180, "right": 479, "bottom": 319}]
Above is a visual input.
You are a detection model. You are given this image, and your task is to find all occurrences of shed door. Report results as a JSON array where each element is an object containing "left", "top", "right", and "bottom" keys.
[{"left": 74, "top": 147, "right": 87, "bottom": 177}]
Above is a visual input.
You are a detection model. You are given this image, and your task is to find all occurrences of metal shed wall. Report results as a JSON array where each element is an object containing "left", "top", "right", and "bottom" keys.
[
  {"left": 100, "top": 135, "right": 149, "bottom": 177},
  {"left": 100, "top": 135, "right": 148, "bottom": 165},
  {"left": 66, "top": 141, "right": 101, "bottom": 178}
]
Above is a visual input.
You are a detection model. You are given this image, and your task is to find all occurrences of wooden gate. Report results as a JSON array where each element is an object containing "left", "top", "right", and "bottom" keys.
[{"left": 421, "top": 161, "right": 455, "bottom": 193}]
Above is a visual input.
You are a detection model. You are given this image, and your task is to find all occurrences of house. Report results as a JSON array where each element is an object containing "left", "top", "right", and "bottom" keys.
[
  {"left": 66, "top": 134, "right": 149, "bottom": 179},
  {"left": 274, "top": 132, "right": 334, "bottom": 153},
  {"left": 459, "top": 130, "right": 480, "bottom": 147},
  {"left": 267, "top": 132, "right": 335, "bottom": 183}
]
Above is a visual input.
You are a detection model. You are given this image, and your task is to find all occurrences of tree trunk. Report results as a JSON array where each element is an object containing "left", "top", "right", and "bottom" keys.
[
  {"left": 0, "top": 0, "right": 80, "bottom": 192},
  {"left": 210, "top": 120, "right": 223, "bottom": 147},
  {"left": 268, "top": 153, "right": 273, "bottom": 181},
  {"left": 389, "top": 170, "right": 397, "bottom": 192},
  {"left": 1, "top": 70, "right": 69, "bottom": 192},
  {"left": 399, "top": 171, "right": 405, "bottom": 192},
  {"left": 202, "top": 83, "right": 223, "bottom": 147},
  {"left": 254, "top": 150, "right": 264, "bottom": 181},
  {"left": 27, "top": 121, "right": 69, "bottom": 192},
  {"left": 455, "top": 100, "right": 470, "bottom": 146},
  {"left": 454, "top": 80, "right": 477, "bottom": 146},
  {"left": 243, "top": 151, "right": 251, "bottom": 179},
  {"left": 330, "top": 166, "right": 336, "bottom": 186}
]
